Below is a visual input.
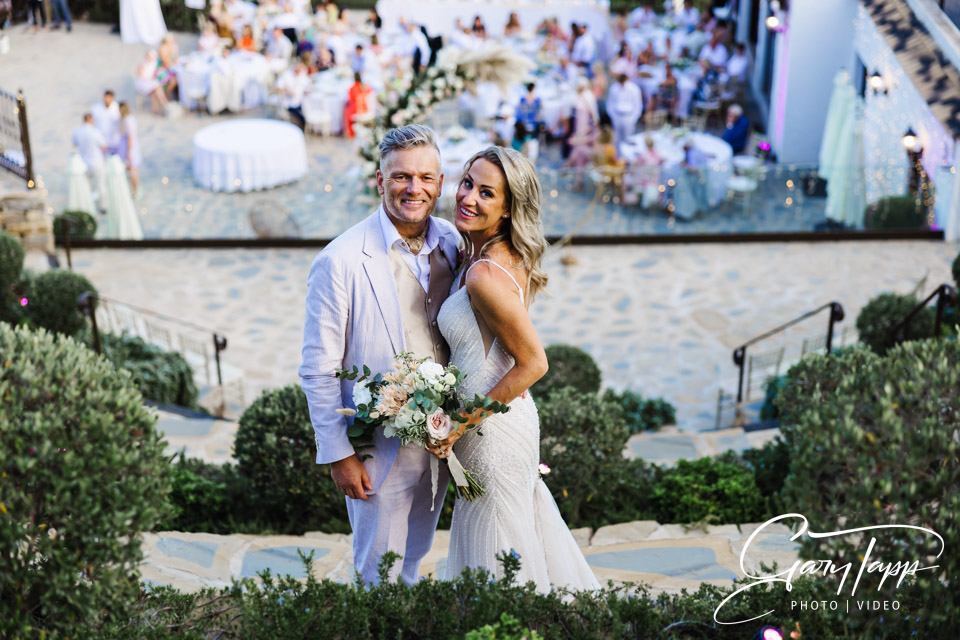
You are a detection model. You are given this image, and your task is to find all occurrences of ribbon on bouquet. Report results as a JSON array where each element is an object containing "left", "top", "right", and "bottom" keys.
[{"left": 429, "top": 452, "right": 470, "bottom": 511}]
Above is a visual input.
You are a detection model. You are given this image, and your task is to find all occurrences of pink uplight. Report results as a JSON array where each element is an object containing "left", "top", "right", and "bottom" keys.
[
  {"left": 538, "top": 463, "right": 551, "bottom": 475},
  {"left": 763, "top": 628, "right": 784, "bottom": 640},
  {"left": 19, "top": 297, "right": 28, "bottom": 307}
]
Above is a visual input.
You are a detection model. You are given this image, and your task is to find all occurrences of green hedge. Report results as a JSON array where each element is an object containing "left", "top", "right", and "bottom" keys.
[
  {"left": 0, "top": 231, "right": 25, "bottom": 324},
  {"left": 532, "top": 344, "right": 602, "bottom": 397},
  {"left": 53, "top": 210, "right": 98, "bottom": 239},
  {"left": 0, "top": 323, "right": 172, "bottom": 637},
  {"left": 100, "top": 332, "right": 200, "bottom": 409},
  {"left": 855, "top": 292, "right": 936, "bottom": 355},
  {"left": 775, "top": 341, "right": 960, "bottom": 634},
  {"left": 863, "top": 195, "right": 926, "bottom": 230},
  {"left": 96, "top": 552, "right": 946, "bottom": 639},
  {"left": 22, "top": 269, "right": 96, "bottom": 338},
  {"left": 601, "top": 388, "right": 676, "bottom": 433}
]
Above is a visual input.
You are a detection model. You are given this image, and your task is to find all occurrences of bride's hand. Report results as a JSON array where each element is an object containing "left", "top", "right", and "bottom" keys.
[{"left": 427, "top": 409, "right": 484, "bottom": 457}]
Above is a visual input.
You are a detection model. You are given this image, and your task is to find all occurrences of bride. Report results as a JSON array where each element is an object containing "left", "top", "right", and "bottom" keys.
[{"left": 431, "top": 146, "right": 599, "bottom": 592}]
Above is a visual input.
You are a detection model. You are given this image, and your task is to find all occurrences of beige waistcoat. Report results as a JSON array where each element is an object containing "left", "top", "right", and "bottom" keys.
[{"left": 388, "top": 246, "right": 455, "bottom": 365}]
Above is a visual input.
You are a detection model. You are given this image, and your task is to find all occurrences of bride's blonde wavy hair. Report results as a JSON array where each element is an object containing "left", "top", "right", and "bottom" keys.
[{"left": 459, "top": 146, "right": 549, "bottom": 301}]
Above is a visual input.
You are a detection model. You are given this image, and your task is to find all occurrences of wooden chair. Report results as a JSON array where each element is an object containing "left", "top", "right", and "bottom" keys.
[{"left": 643, "top": 109, "right": 668, "bottom": 131}]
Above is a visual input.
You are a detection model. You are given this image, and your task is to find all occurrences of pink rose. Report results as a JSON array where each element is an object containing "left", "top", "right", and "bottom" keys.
[{"left": 426, "top": 409, "right": 452, "bottom": 442}]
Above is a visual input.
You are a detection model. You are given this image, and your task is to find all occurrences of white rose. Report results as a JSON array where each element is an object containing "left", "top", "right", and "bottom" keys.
[
  {"left": 352, "top": 383, "right": 373, "bottom": 408},
  {"left": 417, "top": 361, "right": 446, "bottom": 383},
  {"left": 443, "top": 372, "right": 457, "bottom": 386},
  {"left": 426, "top": 409, "right": 452, "bottom": 441}
]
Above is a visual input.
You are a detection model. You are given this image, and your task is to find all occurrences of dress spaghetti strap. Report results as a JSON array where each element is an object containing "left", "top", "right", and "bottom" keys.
[{"left": 465, "top": 258, "right": 524, "bottom": 304}]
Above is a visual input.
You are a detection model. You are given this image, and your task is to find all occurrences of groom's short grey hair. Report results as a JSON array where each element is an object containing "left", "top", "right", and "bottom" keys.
[{"left": 378, "top": 124, "right": 441, "bottom": 171}]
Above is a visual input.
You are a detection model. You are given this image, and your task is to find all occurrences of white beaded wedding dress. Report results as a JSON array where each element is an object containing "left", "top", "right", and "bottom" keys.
[{"left": 438, "top": 259, "right": 600, "bottom": 592}]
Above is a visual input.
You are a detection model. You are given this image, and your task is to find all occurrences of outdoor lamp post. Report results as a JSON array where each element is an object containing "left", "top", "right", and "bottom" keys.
[
  {"left": 903, "top": 127, "right": 923, "bottom": 195},
  {"left": 869, "top": 70, "right": 886, "bottom": 95}
]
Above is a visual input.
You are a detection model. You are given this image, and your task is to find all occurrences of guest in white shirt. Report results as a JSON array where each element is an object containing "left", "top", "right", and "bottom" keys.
[
  {"left": 570, "top": 24, "right": 597, "bottom": 70},
  {"left": 606, "top": 74, "right": 643, "bottom": 147},
  {"left": 71, "top": 113, "right": 108, "bottom": 211},
  {"left": 659, "top": 35, "right": 680, "bottom": 63},
  {"left": 266, "top": 26, "right": 295, "bottom": 72},
  {"left": 725, "top": 43, "right": 749, "bottom": 83},
  {"left": 198, "top": 25, "right": 220, "bottom": 53},
  {"left": 676, "top": 1, "right": 700, "bottom": 28},
  {"left": 628, "top": 5, "right": 657, "bottom": 28},
  {"left": 609, "top": 42, "right": 636, "bottom": 80},
  {"left": 277, "top": 62, "right": 310, "bottom": 130},
  {"left": 698, "top": 34, "right": 729, "bottom": 69},
  {"left": 90, "top": 90, "right": 121, "bottom": 155},
  {"left": 404, "top": 20, "right": 430, "bottom": 73}
]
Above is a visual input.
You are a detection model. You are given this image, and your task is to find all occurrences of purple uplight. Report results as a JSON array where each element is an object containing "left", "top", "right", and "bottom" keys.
[
  {"left": 762, "top": 628, "right": 784, "bottom": 640},
  {"left": 19, "top": 297, "right": 28, "bottom": 307},
  {"left": 758, "top": 142, "right": 772, "bottom": 151},
  {"left": 538, "top": 463, "right": 551, "bottom": 476}
]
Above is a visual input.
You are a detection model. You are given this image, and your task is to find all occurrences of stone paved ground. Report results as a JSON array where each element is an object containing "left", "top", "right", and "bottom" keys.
[
  {"left": 1, "top": 23, "right": 827, "bottom": 239},
  {"left": 53, "top": 239, "right": 958, "bottom": 431},
  {"left": 141, "top": 520, "right": 801, "bottom": 596}
]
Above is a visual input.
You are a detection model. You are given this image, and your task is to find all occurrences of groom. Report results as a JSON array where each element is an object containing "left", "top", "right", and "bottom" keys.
[{"left": 299, "top": 124, "right": 461, "bottom": 585}]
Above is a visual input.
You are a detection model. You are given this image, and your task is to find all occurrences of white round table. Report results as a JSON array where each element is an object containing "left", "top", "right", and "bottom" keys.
[
  {"left": 192, "top": 119, "right": 308, "bottom": 193},
  {"left": 620, "top": 130, "right": 733, "bottom": 205}
]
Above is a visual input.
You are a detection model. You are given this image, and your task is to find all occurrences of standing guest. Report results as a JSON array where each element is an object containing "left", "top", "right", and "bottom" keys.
[
  {"left": 657, "top": 64, "right": 679, "bottom": 116},
  {"left": 237, "top": 24, "right": 256, "bottom": 51},
  {"left": 725, "top": 43, "right": 749, "bottom": 83},
  {"left": 570, "top": 23, "right": 597, "bottom": 71},
  {"left": 610, "top": 42, "right": 636, "bottom": 80},
  {"left": 503, "top": 12, "right": 522, "bottom": 37},
  {"left": 630, "top": 5, "right": 657, "bottom": 28},
  {"left": 591, "top": 62, "right": 609, "bottom": 123},
  {"left": 266, "top": 26, "right": 294, "bottom": 72},
  {"left": 208, "top": 1, "right": 235, "bottom": 40},
  {"left": 637, "top": 41, "right": 657, "bottom": 66},
  {"left": 606, "top": 74, "right": 643, "bottom": 147},
  {"left": 198, "top": 24, "right": 220, "bottom": 52},
  {"left": 117, "top": 102, "right": 143, "bottom": 199},
  {"left": 71, "top": 113, "right": 108, "bottom": 211},
  {"left": 350, "top": 44, "right": 366, "bottom": 74},
  {"left": 315, "top": 45, "right": 335, "bottom": 71},
  {"left": 91, "top": 90, "right": 121, "bottom": 155},
  {"left": 612, "top": 8, "right": 628, "bottom": 41},
  {"left": 660, "top": 35, "right": 680, "bottom": 63},
  {"left": 367, "top": 8, "right": 382, "bottom": 30},
  {"left": 344, "top": 72, "right": 373, "bottom": 138},
  {"left": 676, "top": 1, "right": 700, "bottom": 28},
  {"left": 698, "top": 32, "right": 729, "bottom": 69},
  {"left": 565, "top": 79, "right": 599, "bottom": 191},
  {"left": 135, "top": 50, "right": 168, "bottom": 115},
  {"left": 515, "top": 83, "right": 542, "bottom": 136},
  {"left": 50, "top": 0, "right": 71, "bottom": 31},
  {"left": 27, "top": 0, "right": 44, "bottom": 30},
  {"left": 277, "top": 61, "right": 310, "bottom": 130},
  {"left": 721, "top": 104, "right": 750, "bottom": 153},
  {"left": 634, "top": 135, "right": 664, "bottom": 207}
]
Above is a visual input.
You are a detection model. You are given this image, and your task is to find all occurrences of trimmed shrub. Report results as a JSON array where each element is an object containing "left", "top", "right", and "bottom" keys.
[
  {"left": 23, "top": 268, "right": 96, "bottom": 337},
  {"left": 650, "top": 457, "right": 765, "bottom": 524},
  {"left": 758, "top": 374, "right": 787, "bottom": 421},
  {"left": 776, "top": 342, "right": 960, "bottom": 635},
  {"left": 601, "top": 388, "right": 676, "bottom": 433},
  {"left": 855, "top": 291, "right": 936, "bottom": 355},
  {"left": 953, "top": 250, "right": 960, "bottom": 290},
  {"left": 531, "top": 344, "right": 602, "bottom": 398},
  {"left": 53, "top": 209, "right": 98, "bottom": 239},
  {"left": 100, "top": 332, "right": 199, "bottom": 409},
  {"left": 0, "top": 324, "right": 172, "bottom": 637},
  {"left": 863, "top": 195, "right": 926, "bottom": 230},
  {"left": 537, "top": 386, "right": 630, "bottom": 524},
  {"left": 0, "top": 231, "right": 25, "bottom": 323},
  {"left": 234, "top": 385, "right": 350, "bottom": 534},
  {"left": 158, "top": 455, "right": 259, "bottom": 534}
]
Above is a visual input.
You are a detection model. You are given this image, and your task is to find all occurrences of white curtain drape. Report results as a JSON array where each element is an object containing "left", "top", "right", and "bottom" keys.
[
  {"left": 825, "top": 97, "right": 867, "bottom": 228},
  {"left": 819, "top": 69, "right": 854, "bottom": 185}
]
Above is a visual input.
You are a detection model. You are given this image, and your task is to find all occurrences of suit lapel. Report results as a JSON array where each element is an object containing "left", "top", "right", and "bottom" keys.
[{"left": 362, "top": 213, "right": 404, "bottom": 354}]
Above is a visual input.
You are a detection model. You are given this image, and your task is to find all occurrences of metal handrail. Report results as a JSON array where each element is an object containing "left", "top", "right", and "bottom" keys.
[
  {"left": 732, "top": 301, "right": 845, "bottom": 403},
  {"left": 889, "top": 284, "right": 957, "bottom": 345}
]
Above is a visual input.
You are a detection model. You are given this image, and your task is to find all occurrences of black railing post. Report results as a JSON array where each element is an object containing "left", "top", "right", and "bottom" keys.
[
  {"left": 934, "top": 284, "right": 957, "bottom": 337},
  {"left": 733, "top": 346, "right": 746, "bottom": 404},
  {"left": 825, "top": 301, "right": 845, "bottom": 353},
  {"left": 63, "top": 222, "right": 73, "bottom": 270},
  {"left": 17, "top": 90, "right": 35, "bottom": 188},
  {"left": 213, "top": 333, "right": 227, "bottom": 386},
  {"left": 78, "top": 292, "right": 100, "bottom": 355}
]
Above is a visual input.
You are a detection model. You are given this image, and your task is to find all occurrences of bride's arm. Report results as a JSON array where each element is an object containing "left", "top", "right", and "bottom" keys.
[{"left": 433, "top": 263, "right": 547, "bottom": 450}]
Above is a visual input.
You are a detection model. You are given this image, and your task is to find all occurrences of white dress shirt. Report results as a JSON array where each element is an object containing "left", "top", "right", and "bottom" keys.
[
  {"left": 276, "top": 68, "right": 310, "bottom": 108},
  {"left": 607, "top": 80, "right": 643, "bottom": 120},
  {"left": 71, "top": 123, "right": 107, "bottom": 169},
  {"left": 677, "top": 6, "right": 700, "bottom": 27},
  {"left": 698, "top": 42, "right": 729, "bottom": 68},
  {"left": 571, "top": 33, "right": 597, "bottom": 66},
  {"left": 90, "top": 101, "right": 121, "bottom": 150},
  {"left": 378, "top": 206, "right": 453, "bottom": 292},
  {"left": 726, "top": 53, "right": 748, "bottom": 81}
]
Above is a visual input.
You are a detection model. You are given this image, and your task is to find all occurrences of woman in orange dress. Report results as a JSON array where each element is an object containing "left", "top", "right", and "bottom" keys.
[
  {"left": 237, "top": 25, "right": 257, "bottom": 52},
  {"left": 343, "top": 73, "right": 372, "bottom": 138}
]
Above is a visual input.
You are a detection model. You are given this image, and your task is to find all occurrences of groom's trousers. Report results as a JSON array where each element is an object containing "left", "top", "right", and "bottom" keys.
[{"left": 346, "top": 443, "right": 450, "bottom": 585}]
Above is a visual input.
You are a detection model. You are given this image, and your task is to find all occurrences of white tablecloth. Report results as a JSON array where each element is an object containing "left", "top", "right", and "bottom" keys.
[
  {"left": 175, "top": 51, "right": 271, "bottom": 112},
  {"left": 624, "top": 26, "right": 710, "bottom": 59},
  {"left": 620, "top": 130, "right": 732, "bottom": 205},
  {"left": 376, "top": 0, "right": 610, "bottom": 40},
  {"left": 120, "top": 0, "right": 167, "bottom": 46},
  {"left": 193, "top": 119, "right": 308, "bottom": 192}
]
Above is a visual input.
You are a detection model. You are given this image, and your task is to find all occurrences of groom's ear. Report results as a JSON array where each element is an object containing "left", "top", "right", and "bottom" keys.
[{"left": 376, "top": 170, "right": 385, "bottom": 196}]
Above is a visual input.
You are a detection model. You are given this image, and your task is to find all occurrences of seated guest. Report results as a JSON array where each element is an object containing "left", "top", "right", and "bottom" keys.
[
  {"left": 698, "top": 32, "right": 728, "bottom": 69},
  {"left": 266, "top": 26, "right": 294, "bottom": 72},
  {"left": 367, "top": 8, "right": 382, "bottom": 30},
  {"left": 237, "top": 24, "right": 256, "bottom": 52},
  {"left": 276, "top": 62, "right": 310, "bottom": 129},
  {"left": 315, "top": 45, "right": 335, "bottom": 71},
  {"left": 675, "top": 139, "right": 712, "bottom": 219},
  {"left": 657, "top": 65, "right": 679, "bottom": 115},
  {"left": 721, "top": 104, "right": 750, "bottom": 153},
  {"left": 629, "top": 4, "right": 657, "bottom": 28},
  {"left": 571, "top": 23, "right": 598, "bottom": 70},
  {"left": 472, "top": 15, "right": 486, "bottom": 34},
  {"left": 660, "top": 36, "right": 680, "bottom": 63},
  {"left": 344, "top": 73, "right": 374, "bottom": 138},
  {"left": 157, "top": 36, "right": 180, "bottom": 99},
  {"left": 693, "top": 60, "right": 719, "bottom": 102},
  {"left": 627, "top": 135, "right": 664, "bottom": 208},
  {"left": 198, "top": 24, "right": 220, "bottom": 53},
  {"left": 725, "top": 43, "right": 749, "bottom": 83},
  {"left": 135, "top": 50, "right": 168, "bottom": 115},
  {"left": 637, "top": 42, "right": 657, "bottom": 66},
  {"left": 208, "top": 46, "right": 243, "bottom": 114},
  {"left": 610, "top": 42, "right": 635, "bottom": 80},
  {"left": 504, "top": 12, "right": 522, "bottom": 37},
  {"left": 209, "top": 1, "right": 235, "bottom": 40},
  {"left": 350, "top": 44, "right": 365, "bottom": 74},
  {"left": 676, "top": 0, "right": 700, "bottom": 28}
]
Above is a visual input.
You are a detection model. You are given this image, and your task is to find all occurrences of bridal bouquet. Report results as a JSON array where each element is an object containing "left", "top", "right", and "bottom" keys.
[{"left": 335, "top": 352, "right": 510, "bottom": 503}]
